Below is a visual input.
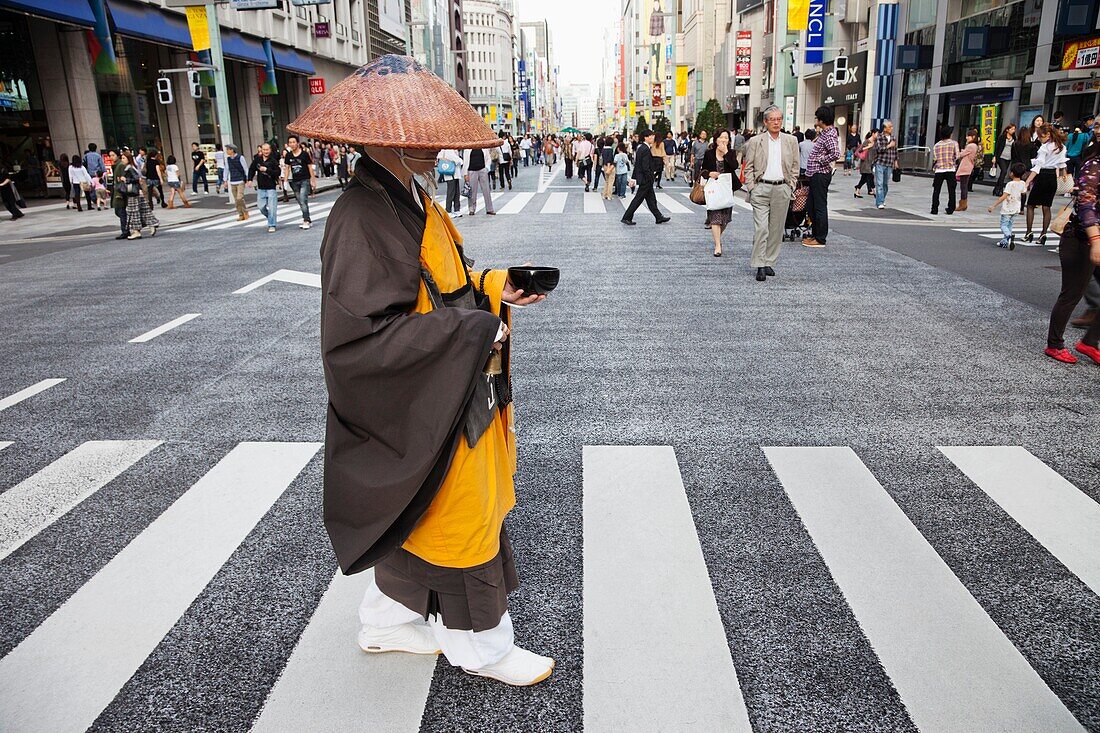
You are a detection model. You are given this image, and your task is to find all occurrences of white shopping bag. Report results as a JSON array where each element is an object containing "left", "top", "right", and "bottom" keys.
[{"left": 704, "top": 173, "right": 735, "bottom": 210}]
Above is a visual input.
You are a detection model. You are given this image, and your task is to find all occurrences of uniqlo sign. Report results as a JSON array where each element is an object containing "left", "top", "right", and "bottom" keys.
[{"left": 308, "top": 77, "right": 326, "bottom": 95}]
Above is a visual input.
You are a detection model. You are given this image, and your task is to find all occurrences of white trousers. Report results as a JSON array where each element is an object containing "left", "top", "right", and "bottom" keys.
[{"left": 359, "top": 578, "right": 514, "bottom": 669}]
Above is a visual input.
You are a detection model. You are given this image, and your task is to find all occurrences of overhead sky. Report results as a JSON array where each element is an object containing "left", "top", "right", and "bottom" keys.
[{"left": 516, "top": 0, "right": 619, "bottom": 90}]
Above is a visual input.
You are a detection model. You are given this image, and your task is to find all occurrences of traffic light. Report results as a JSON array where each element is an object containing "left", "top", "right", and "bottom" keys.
[
  {"left": 156, "top": 77, "right": 173, "bottom": 105},
  {"left": 188, "top": 70, "right": 202, "bottom": 99},
  {"left": 833, "top": 55, "right": 849, "bottom": 84}
]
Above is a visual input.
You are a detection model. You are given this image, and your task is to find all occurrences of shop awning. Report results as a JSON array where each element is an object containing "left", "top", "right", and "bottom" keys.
[
  {"left": 273, "top": 47, "right": 315, "bottom": 76},
  {"left": 0, "top": 0, "right": 95, "bottom": 26},
  {"left": 108, "top": 0, "right": 191, "bottom": 49},
  {"left": 222, "top": 33, "right": 267, "bottom": 65}
]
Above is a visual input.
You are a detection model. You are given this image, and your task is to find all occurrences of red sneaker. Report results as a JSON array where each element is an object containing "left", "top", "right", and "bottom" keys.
[
  {"left": 1044, "top": 347, "right": 1078, "bottom": 364},
  {"left": 1075, "top": 341, "right": 1100, "bottom": 364}
]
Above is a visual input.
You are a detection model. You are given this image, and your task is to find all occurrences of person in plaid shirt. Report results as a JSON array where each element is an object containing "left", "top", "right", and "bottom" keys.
[
  {"left": 874, "top": 120, "right": 899, "bottom": 208},
  {"left": 803, "top": 106, "right": 841, "bottom": 248}
]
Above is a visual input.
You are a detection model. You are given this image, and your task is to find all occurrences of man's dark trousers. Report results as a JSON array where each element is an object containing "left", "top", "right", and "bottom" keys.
[
  {"left": 192, "top": 168, "right": 209, "bottom": 194},
  {"left": 623, "top": 182, "right": 661, "bottom": 221},
  {"left": 809, "top": 172, "right": 831, "bottom": 243}
]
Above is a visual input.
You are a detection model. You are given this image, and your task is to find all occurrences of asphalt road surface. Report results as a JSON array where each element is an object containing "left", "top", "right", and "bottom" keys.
[{"left": 0, "top": 161, "right": 1097, "bottom": 733}]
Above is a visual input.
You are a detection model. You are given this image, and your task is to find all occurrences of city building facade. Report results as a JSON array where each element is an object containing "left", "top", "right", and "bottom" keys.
[
  {"left": 3, "top": 0, "right": 408, "bottom": 198},
  {"left": 463, "top": 0, "right": 515, "bottom": 132}
]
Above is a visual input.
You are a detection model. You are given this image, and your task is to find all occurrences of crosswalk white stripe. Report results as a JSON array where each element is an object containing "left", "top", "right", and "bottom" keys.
[
  {"left": 763, "top": 446, "right": 1084, "bottom": 733},
  {"left": 239, "top": 202, "right": 335, "bottom": 229},
  {"left": 540, "top": 192, "right": 568, "bottom": 213},
  {"left": 583, "top": 446, "right": 752, "bottom": 731},
  {"left": 980, "top": 234, "right": 1003, "bottom": 240},
  {"left": 251, "top": 569, "right": 434, "bottom": 733},
  {"left": 655, "top": 192, "right": 691, "bottom": 214},
  {"left": 171, "top": 213, "right": 244, "bottom": 232},
  {"left": 497, "top": 192, "right": 535, "bottom": 215},
  {"left": 0, "top": 440, "right": 162, "bottom": 561},
  {"left": 243, "top": 205, "right": 304, "bottom": 228},
  {"left": 939, "top": 446, "right": 1100, "bottom": 596},
  {"left": 0, "top": 441, "right": 321, "bottom": 733},
  {"left": 128, "top": 314, "right": 201, "bottom": 344},
  {"left": 952, "top": 228, "right": 1003, "bottom": 233},
  {"left": 583, "top": 193, "right": 606, "bottom": 214},
  {"left": 0, "top": 441, "right": 11, "bottom": 452},
  {"left": 734, "top": 197, "right": 752, "bottom": 210},
  {"left": 0, "top": 379, "right": 66, "bottom": 413}
]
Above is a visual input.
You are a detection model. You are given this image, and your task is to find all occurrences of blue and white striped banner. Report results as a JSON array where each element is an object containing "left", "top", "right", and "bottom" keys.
[{"left": 872, "top": 1, "right": 899, "bottom": 131}]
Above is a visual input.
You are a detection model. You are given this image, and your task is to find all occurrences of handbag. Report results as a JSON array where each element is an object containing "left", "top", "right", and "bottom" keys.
[
  {"left": 703, "top": 173, "right": 735, "bottom": 210},
  {"left": 892, "top": 166, "right": 902, "bottom": 183},
  {"left": 80, "top": 181, "right": 92, "bottom": 192},
  {"left": 461, "top": 181, "right": 472, "bottom": 198},
  {"left": 791, "top": 183, "right": 809, "bottom": 213},
  {"left": 1056, "top": 174, "right": 1074, "bottom": 196},
  {"left": 1050, "top": 204, "right": 1072, "bottom": 235},
  {"left": 437, "top": 158, "right": 456, "bottom": 176},
  {"left": 690, "top": 177, "right": 706, "bottom": 205}
]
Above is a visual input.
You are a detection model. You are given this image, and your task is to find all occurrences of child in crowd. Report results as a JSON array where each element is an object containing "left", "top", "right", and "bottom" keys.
[
  {"left": 987, "top": 162, "right": 1029, "bottom": 249},
  {"left": 93, "top": 175, "right": 110, "bottom": 211}
]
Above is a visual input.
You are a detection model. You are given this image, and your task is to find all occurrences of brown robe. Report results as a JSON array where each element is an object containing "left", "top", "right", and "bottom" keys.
[{"left": 320, "top": 156, "right": 518, "bottom": 630}]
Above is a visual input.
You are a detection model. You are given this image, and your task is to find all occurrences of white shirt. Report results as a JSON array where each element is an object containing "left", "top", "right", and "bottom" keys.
[
  {"left": 500, "top": 140, "right": 512, "bottom": 156},
  {"left": 165, "top": 164, "right": 180, "bottom": 183},
  {"left": 1031, "top": 141, "right": 1067, "bottom": 174},
  {"left": 1001, "top": 179, "right": 1027, "bottom": 216},
  {"left": 519, "top": 138, "right": 531, "bottom": 150},
  {"left": 764, "top": 133, "right": 783, "bottom": 180}
]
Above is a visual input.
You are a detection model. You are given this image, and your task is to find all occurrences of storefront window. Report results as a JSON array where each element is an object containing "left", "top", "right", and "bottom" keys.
[
  {"left": 901, "top": 71, "right": 931, "bottom": 146},
  {"left": 95, "top": 37, "right": 166, "bottom": 153},
  {"left": 942, "top": 3, "right": 1038, "bottom": 86},
  {"left": 0, "top": 12, "right": 53, "bottom": 196}
]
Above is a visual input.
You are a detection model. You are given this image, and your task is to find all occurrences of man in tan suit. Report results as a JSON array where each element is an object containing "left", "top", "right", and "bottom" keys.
[{"left": 742, "top": 105, "right": 800, "bottom": 281}]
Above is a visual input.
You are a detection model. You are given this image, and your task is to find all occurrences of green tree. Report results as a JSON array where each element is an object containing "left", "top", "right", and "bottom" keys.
[
  {"left": 653, "top": 114, "right": 672, "bottom": 140},
  {"left": 693, "top": 99, "right": 725, "bottom": 138},
  {"left": 634, "top": 114, "right": 649, "bottom": 136}
]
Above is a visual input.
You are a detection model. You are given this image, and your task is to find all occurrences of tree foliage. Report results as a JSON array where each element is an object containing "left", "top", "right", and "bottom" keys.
[
  {"left": 653, "top": 114, "right": 672, "bottom": 140},
  {"left": 634, "top": 114, "right": 649, "bottom": 136},
  {"left": 693, "top": 99, "right": 725, "bottom": 138}
]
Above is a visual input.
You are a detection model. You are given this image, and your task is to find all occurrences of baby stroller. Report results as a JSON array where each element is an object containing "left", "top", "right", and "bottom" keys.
[{"left": 783, "top": 176, "right": 812, "bottom": 241}]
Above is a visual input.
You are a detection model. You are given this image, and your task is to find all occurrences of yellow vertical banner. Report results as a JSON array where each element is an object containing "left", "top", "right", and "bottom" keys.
[
  {"left": 490, "top": 104, "right": 498, "bottom": 120},
  {"left": 787, "top": 0, "right": 810, "bottom": 30},
  {"left": 675, "top": 65, "right": 689, "bottom": 97},
  {"left": 628, "top": 100, "right": 636, "bottom": 118},
  {"left": 185, "top": 6, "right": 210, "bottom": 51},
  {"left": 980, "top": 105, "right": 997, "bottom": 155}
]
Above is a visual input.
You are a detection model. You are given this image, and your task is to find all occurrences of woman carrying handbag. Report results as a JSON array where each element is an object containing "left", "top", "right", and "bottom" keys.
[
  {"left": 699, "top": 129, "right": 742, "bottom": 257},
  {"left": 954, "top": 128, "right": 979, "bottom": 212}
]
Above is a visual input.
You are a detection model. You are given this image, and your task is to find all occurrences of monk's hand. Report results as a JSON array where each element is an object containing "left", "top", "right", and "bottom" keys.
[{"left": 492, "top": 322, "right": 510, "bottom": 352}]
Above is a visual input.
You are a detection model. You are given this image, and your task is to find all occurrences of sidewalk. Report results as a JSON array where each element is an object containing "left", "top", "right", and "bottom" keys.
[
  {"left": 0, "top": 178, "right": 345, "bottom": 245},
  {"left": 824, "top": 170, "right": 1072, "bottom": 228}
]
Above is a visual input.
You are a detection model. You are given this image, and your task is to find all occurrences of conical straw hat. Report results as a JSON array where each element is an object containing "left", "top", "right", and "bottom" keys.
[{"left": 287, "top": 55, "right": 501, "bottom": 150}]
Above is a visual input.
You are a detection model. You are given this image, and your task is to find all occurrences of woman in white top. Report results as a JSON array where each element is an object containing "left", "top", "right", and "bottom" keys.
[
  {"left": 436, "top": 149, "right": 464, "bottom": 217},
  {"left": 68, "top": 156, "right": 94, "bottom": 212},
  {"left": 1023, "top": 123, "right": 1069, "bottom": 245},
  {"left": 992, "top": 123, "right": 1015, "bottom": 196}
]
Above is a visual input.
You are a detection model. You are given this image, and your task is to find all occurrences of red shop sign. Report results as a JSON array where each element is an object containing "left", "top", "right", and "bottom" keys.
[{"left": 308, "top": 77, "right": 326, "bottom": 95}]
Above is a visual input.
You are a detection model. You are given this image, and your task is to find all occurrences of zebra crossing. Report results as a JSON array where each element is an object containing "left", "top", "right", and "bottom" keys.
[
  {"left": 950, "top": 227, "right": 1059, "bottom": 250},
  {"left": 0, "top": 438, "right": 1095, "bottom": 730}
]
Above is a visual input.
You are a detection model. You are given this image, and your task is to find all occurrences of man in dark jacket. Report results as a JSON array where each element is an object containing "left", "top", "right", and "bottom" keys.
[
  {"left": 248, "top": 142, "right": 281, "bottom": 232},
  {"left": 621, "top": 129, "right": 670, "bottom": 225}
]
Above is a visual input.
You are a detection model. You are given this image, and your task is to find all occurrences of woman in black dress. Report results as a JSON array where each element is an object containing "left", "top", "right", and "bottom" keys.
[
  {"left": 59, "top": 154, "right": 71, "bottom": 209},
  {"left": 700, "top": 129, "right": 739, "bottom": 257},
  {"left": 145, "top": 149, "right": 166, "bottom": 209},
  {"left": 0, "top": 165, "right": 25, "bottom": 220}
]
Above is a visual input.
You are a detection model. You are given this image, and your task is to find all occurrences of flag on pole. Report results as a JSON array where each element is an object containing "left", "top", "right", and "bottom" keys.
[
  {"left": 86, "top": 0, "right": 118, "bottom": 75},
  {"left": 788, "top": 0, "right": 810, "bottom": 30},
  {"left": 186, "top": 6, "right": 211, "bottom": 52},
  {"left": 259, "top": 39, "right": 279, "bottom": 95}
]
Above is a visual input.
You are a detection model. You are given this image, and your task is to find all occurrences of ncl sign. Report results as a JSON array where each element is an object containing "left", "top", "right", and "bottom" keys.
[{"left": 805, "top": 0, "right": 827, "bottom": 64}]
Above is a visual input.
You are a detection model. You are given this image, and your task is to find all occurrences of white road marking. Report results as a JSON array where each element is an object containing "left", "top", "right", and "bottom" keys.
[
  {"left": 939, "top": 446, "right": 1100, "bottom": 596},
  {"left": 252, "top": 569, "right": 435, "bottom": 733},
  {"left": 0, "top": 442, "right": 321, "bottom": 733},
  {"left": 0, "top": 441, "right": 11, "bottom": 451},
  {"left": 655, "top": 192, "right": 692, "bottom": 214},
  {"left": 538, "top": 161, "right": 562, "bottom": 193},
  {"left": 583, "top": 446, "right": 752, "bottom": 731},
  {"left": 951, "top": 228, "right": 1005, "bottom": 233},
  {"left": 171, "top": 213, "right": 244, "bottom": 232},
  {"left": 0, "top": 379, "right": 66, "bottom": 413},
  {"left": 242, "top": 205, "right": 304, "bottom": 227},
  {"left": 540, "top": 192, "right": 568, "bottom": 214},
  {"left": 582, "top": 193, "right": 606, "bottom": 214},
  {"left": 734, "top": 197, "right": 752, "bottom": 210},
  {"left": 0, "top": 441, "right": 162, "bottom": 561},
  {"left": 497, "top": 192, "right": 535, "bottom": 215},
  {"left": 233, "top": 269, "right": 321, "bottom": 294},
  {"left": 128, "top": 314, "right": 201, "bottom": 344},
  {"left": 763, "top": 446, "right": 1085, "bottom": 733}
]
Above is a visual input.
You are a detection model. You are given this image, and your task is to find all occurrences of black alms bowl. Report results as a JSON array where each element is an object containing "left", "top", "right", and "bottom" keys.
[{"left": 507, "top": 266, "right": 560, "bottom": 295}]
